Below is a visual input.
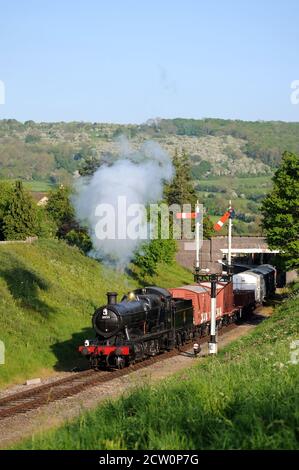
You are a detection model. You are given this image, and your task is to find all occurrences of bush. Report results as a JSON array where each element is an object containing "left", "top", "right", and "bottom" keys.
[
  {"left": 46, "top": 185, "right": 74, "bottom": 229},
  {"left": 65, "top": 229, "right": 92, "bottom": 253},
  {"left": 134, "top": 238, "right": 177, "bottom": 278},
  {"left": 2, "top": 181, "right": 40, "bottom": 240}
]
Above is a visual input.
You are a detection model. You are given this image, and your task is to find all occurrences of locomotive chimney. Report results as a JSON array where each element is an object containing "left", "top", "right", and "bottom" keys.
[{"left": 107, "top": 292, "right": 118, "bottom": 305}]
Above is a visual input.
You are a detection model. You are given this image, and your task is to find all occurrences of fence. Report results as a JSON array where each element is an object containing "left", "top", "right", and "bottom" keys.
[{"left": 0, "top": 236, "right": 38, "bottom": 245}]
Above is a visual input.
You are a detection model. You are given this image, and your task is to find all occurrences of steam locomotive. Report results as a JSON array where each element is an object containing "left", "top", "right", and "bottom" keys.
[
  {"left": 79, "top": 264, "right": 276, "bottom": 370},
  {"left": 79, "top": 287, "right": 194, "bottom": 369}
]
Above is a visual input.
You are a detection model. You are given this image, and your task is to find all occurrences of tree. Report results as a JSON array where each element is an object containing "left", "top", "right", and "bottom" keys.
[
  {"left": 36, "top": 207, "right": 58, "bottom": 239},
  {"left": 191, "top": 160, "right": 212, "bottom": 179},
  {"left": 134, "top": 238, "right": 177, "bottom": 279},
  {"left": 46, "top": 185, "right": 92, "bottom": 250},
  {"left": 78, "top": 155, "right": 101, "bottom": 176},
  {"left": 165, "top": 149, "right": 214, "bottom": 239},
  {"left": 0, "top": 181, "right": 13, "bottom": 239},
  {"left": 261, "top": 151, "right": 299, "bottom": 270},
  {"left": 164, "top": 149, "right": 197, "bottom": 207},
  {"left": 2, "top": 181, "right": 40, "bottom": 240},
  {"left": 46, "top": 185, "right": 74, "bottom": 236},
  {"left": 133, "top": 207, "right": 177, "bottom": 279},
  {"left": 65, "top": 228, "right": 92, "bottom": 253},
  {"left": 202, "top": 215, "right": 214, "bottom": 239}
]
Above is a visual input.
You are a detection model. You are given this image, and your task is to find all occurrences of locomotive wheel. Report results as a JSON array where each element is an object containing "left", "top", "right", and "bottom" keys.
[
  {"left": 176, "top": 333, "right": 182, "bottom": 351},
  {"left": 133, "top": 342, "right": 145, "bottom": 361},
  {"left": 127, "top": 357, "right": 135, "bottom": 366},
  {"left": 90, "top": 357, "right": 100, "bottom": 370},
  {"left": 116, "top": 356, "right": 125, "bottom": 369}
]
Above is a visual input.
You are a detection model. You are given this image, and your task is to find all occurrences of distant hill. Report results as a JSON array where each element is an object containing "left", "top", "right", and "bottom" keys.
[{"left": 1, "top": 118, "right": 299, "bottom": 183}]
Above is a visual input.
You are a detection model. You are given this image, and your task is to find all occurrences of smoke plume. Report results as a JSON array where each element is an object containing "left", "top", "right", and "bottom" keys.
[{"left": 73, "top": 139, "right": 173, "bottom": 268}]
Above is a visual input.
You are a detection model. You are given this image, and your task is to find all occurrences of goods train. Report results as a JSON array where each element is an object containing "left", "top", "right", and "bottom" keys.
[
  {"left": 79, "top": 264, "right": 276, "bottom": 369},
  {"left": 232, "top": 264, "right": 276, "bottom": 303}
]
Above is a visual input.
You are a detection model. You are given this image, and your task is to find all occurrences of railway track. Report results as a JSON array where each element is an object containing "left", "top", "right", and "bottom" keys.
[{"left": 0, "top": 322, "right": 241, "bottom": 420}]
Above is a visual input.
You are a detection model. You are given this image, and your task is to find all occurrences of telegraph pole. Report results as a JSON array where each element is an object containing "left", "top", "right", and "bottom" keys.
[
  {"left": 214, "top": 202, "right": 234, "bottom": 275},
  {"left": 176, "top": 201, "right": 201, "bottom": 277},
  {"left": 208, "top": 274, "right": 218, "bottom": 354},
  {"left": 195, "top": 200, "right": 200, "bottom": 274},
  {"left": 194, "top": 273, "right": 232, "bottom": 355},
  {"left": 228, "top": 200, "right": 232, "bottom": 266},
  {"left": 193, "top": 199, "right": 234, "bottom": 355},
  {"left": 227, "top": 200, "right": 233, "bottom": 275}
]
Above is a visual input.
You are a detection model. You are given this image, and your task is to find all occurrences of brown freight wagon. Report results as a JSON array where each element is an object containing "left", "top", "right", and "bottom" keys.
[
  {"left": 169, "top": 285, "right": 211, "bottom": 325},
  {"left": 169, "top": 281, "right": 238, "bottom": 327},
  {"left": 233, "top": 289, "right": 256, "bottom": 315}
]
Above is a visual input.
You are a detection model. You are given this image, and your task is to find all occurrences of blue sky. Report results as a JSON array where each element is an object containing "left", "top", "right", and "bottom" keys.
[{"left": 0, "top": 0, "right": 299, "bottom": 123}]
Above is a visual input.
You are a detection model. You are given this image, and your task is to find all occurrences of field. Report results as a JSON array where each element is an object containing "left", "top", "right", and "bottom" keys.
[
  {"left": 196, "top": 175, "right": 273, "bottom": 235},
  {"left": 22, "top": 181, "right": 55, "bottom": 192},
  {"left": 196, "top": 175, "right": 272, "bottom": 193},
  {"left": 16, "top": 286, "right": 299, "bottom": 450},
  {"left": 1, "top": 179, "right": 55, "bottom": 193},
  {"left": 0, "top": 239, "right": 193, "bottom": 387}
]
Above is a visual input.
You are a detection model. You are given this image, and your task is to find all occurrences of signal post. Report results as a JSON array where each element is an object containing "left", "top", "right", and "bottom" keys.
[{"left": 194, "top": 272, "right": 232, "bottom": 355}]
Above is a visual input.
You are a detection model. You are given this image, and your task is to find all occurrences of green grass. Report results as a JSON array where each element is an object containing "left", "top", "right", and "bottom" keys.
[
  {"left": 23, "top": 181, "right": 55, "bottom": 192},
  {"left": 196, "top": 175, "right": 273, "bottom": 235},
  {"left": 0, "top": 179, "right": 55, "bottom": 192},
  {"left": 196, "top": 175, "right": 272, "bottom": 200},
  {"left": 197, "top": 176, "right": 273, "bottom": 203},
  {"left": 16, "top": 286, "right": 299, "bottom": 450},
  {"left": 196, "top": 175, "right": 272, "bottom": 187},
  {"left": 0, "top": 239, "right": 193, "bottom": 387}
]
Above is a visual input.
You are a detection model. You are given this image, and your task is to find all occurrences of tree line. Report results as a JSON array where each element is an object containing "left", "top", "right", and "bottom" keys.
[
  {"left": 0, "top": 148, "right": 297, "bottom": 274},
  {"left": 0, "top": 148, "right": 213, "bottom": 277}
]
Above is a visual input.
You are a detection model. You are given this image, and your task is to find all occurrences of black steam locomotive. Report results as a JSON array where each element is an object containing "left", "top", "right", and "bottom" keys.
[{"left": 79, "top": 287, "right": 194, "bottom": 369}]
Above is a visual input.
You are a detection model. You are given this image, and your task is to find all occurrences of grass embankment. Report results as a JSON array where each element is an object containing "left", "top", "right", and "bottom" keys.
[
  {"left": 0, "top": 239, "right": 193, "bottom": 387},
  {"left": 18, "top": 285, "right": 299, "bottom": 450}
]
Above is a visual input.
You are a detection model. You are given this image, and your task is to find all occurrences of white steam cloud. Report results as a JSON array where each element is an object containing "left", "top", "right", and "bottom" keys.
[{"left": 73, "top": 139, "right": 173, "bottom": 268}]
